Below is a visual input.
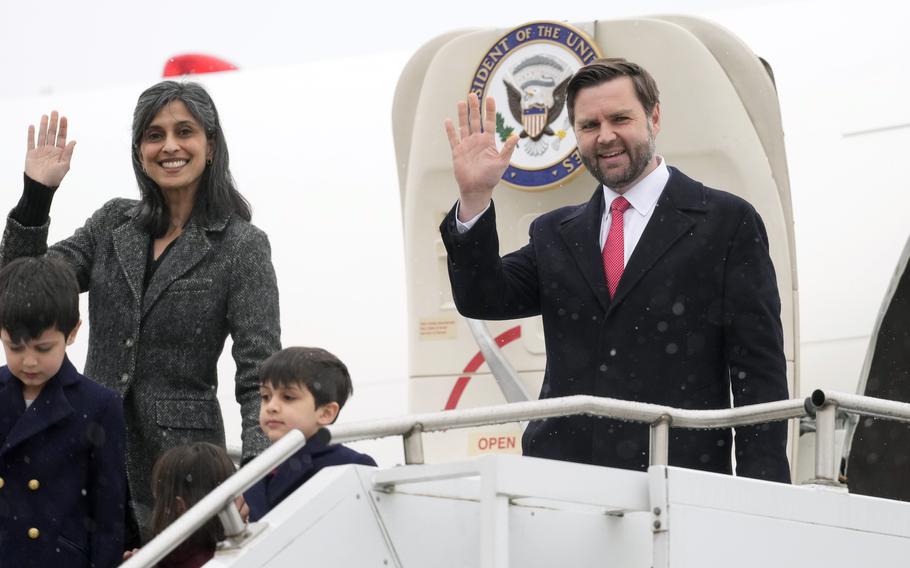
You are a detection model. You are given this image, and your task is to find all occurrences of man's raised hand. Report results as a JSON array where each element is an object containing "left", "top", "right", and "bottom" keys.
[
  {"left": 444, "top": 94, "right": 518, "bottom": 221},
  {"left": 26, "top": 111, "right": 76, "bottom": 188}
]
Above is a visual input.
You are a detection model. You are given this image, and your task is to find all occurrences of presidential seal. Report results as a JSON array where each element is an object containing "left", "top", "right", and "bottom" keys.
[{"left": 469, "top": 21, "right": 602, "bottom": 190}]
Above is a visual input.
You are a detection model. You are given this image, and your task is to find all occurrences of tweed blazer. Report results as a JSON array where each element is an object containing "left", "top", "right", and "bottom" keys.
[{"left": 0, "top": 197, "right": 281, "bottom": 525}]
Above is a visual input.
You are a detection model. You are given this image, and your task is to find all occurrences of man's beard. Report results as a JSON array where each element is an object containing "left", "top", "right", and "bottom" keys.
[{"left": 580, "top": 127, "right": 656, "bottom": 191}]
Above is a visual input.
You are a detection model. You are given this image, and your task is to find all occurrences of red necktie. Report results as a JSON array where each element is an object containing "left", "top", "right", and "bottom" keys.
[{"left": 603, "top": 196, "right": 631, "bottom": 298}]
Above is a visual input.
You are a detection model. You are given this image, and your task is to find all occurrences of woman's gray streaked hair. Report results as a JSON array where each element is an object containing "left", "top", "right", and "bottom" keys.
[{"left": 131, "top": 80, "right": 251, "bottom": 237}]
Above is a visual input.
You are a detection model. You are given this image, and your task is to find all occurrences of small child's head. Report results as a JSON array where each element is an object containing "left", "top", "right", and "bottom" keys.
[
  {"left": 148, "top": 442, "right": 236, "bottom": 547},
  {"left": 0, "top": 257, "right": 81, "bottom": 398},
  {"left": 258, "top": 347, "right": 353, "bottom": 442}
]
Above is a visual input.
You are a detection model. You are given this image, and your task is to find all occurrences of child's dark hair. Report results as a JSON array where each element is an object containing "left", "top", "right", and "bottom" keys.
[
  {"left": 147, "top": 442, "right": 236, "bottom": 552},
  {"left": 0, "top": 256, "right": 80, "bottom": 343},
  {"left": 260, "top": 347, "right": 353, "bottom": 412}
]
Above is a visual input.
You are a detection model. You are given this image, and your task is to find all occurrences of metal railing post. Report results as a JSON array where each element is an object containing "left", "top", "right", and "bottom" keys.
[
  {"left": 217, "top": 503, "right": 247, "bottom": 539},
  {"left": 649, "top": 415, "right": 671, "bottom": 466},
  {"left": 813, "top": 403, "right": 838, "bottom": 484},
  {"left": 403, "top": 423, "right": 425, "bottom": 465},
  {"left": 479, "top": 460, "right": 509, "bottom": 568}
]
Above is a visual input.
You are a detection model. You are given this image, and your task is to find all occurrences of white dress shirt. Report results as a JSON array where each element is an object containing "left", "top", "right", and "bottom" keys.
[{"left": 456, "top": 157, "right": 670, "bottom": 266}]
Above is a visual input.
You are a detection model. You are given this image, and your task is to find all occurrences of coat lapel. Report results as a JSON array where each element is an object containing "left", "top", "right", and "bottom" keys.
[
  {"left": 245, "top": 443, "right": 318, "bottom": 521},
  {"left": 266, "top": 444, "right": 318, "bottom": 504},
  {"left": 559, "top": 188, "right": 613, "bottom": 313},
  {"left": 608, "top": 168, "right": 705, "bottom": 313},
  {"left": 0, "top": 358, "right": 77, "bottom": 457},
  {"left": 112, "top": 214, "right": 150, "bottom": 308},
  {"left": 0, "top": 368, "right": 25, "bottom": 447},
  {"left": 141, "top": 223, "right": 212, "bottom": 319}
]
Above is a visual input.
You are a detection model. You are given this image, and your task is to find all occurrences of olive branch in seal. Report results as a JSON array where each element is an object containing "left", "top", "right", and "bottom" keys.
[{"left": 495, "top": 112, "right": 514, "bottom": 142}]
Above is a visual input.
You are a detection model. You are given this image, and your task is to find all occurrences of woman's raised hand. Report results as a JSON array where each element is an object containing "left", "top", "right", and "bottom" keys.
[{"left": 25, "top": 111, "right": 76, "bottom": 188}]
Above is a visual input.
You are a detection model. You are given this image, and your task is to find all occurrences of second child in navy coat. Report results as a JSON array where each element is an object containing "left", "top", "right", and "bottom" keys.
[
  {"left": 245, "top": 430, "right": 375, "bottom": 521},
  {"left": 243, "top": 347, "right": 376, "bottom": 522}
]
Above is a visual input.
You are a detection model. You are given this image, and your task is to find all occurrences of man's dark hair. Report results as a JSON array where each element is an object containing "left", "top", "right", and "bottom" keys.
[
  {"left": 566, "top": 57, "right": 660, "bottom": 125},
  {"left": 260, "top": 347, "right": 353, "bottom": 413},
  {"left": 131, "top": 80, "right": 252, "bottom": 238},
  {"left": 0, "top": 257, "right": 80, "bottom": 343}
]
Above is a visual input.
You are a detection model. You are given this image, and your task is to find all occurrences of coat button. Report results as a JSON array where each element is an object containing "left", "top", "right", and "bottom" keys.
[
  {"left": 121, "top": 373, "right": 130, "bottom": 383},
  {"left": 28, "top": 479, "right": 39, "bottom": 491},
  {"left": 0, "top": 477, "right": 4, "bottom": 489},
  {"left": 125, "top": 338, "right": 135, "bottom": 348},
  {"left": 28, "top": 528, "right": 39, "bottom": 539}
]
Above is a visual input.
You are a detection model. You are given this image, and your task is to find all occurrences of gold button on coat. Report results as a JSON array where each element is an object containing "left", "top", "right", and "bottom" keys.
[
  {"left": 28, "top": 528, "right": 39, "bottom": 539},
  {"left": 28, "top": 479, "right": 40, "bottom": 491},
  {"left": 0, "top": 477, "right": 4, "bottom": 489}
]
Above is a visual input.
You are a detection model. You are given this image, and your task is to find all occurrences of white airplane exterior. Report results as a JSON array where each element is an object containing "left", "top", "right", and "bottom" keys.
[
  {"left": 0, "top": 2, "right": 908, "bottom": 484},
  {"left": 5, "top": 5, "right": 910, "bottom": 567}
]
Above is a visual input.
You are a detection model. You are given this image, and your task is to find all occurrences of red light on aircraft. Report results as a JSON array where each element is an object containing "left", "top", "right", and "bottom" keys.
[{"left": 162, "top": 54, "right": 238, "bottom": 77}]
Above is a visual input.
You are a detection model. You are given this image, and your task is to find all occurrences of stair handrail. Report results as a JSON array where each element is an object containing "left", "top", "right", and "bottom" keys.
[
  {"left": 122, "top": 390, "right": 910, "bottom": 566},
  {"left": 330, "top": 393, "right": 809, "bottom": 467},
  {"left": 327, "top": 390, "right": 910, "bottom": 484}
]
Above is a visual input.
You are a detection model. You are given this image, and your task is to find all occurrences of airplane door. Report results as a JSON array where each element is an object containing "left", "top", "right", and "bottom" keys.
[
  {"left": 843, "top": 238, "right": 910, "bottom": 501},
  {"left": 394, "top": 16, "right": 798, "bottom": 468}
]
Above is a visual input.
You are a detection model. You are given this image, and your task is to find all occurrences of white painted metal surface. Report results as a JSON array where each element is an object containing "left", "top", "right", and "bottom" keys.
[
  {"left": 653, "top": 466, "right": 910, "bottom": 568},
  {"left": 197, "top": 455, "right": 910, "bottom": 567}
]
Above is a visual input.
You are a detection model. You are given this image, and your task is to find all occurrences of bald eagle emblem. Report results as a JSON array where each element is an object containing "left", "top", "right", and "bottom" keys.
[
  {"left": 468, "top": 21, "right": 602, "bottom": 189},
  {"left": 504, "top": 55, "right": 572, "bottom": 157}
]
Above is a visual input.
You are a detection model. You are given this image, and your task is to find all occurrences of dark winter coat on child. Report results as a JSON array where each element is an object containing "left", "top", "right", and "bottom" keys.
[
  {"left": 244, "top": 436, "right": 376, "bottom": 522},
  {"left": 0, "top": 356, "right": 127, "bottom": 568}
]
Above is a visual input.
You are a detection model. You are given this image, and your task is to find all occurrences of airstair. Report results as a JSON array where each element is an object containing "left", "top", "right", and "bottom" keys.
[{"left": 121, "top": 391, "right": 910, "bottom": 567}]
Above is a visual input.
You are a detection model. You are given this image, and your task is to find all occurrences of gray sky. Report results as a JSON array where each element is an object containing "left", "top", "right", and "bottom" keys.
[{"left": 1, "top": 0, "right": 804, "bottom": 98}]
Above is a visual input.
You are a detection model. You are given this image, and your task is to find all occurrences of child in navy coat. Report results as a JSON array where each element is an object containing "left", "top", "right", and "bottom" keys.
[
  {"left": 244, "top": 347, "right": 376, "bottom": 521},
  {"left": 0, "top": 257, "right": 126, "bottom": 567}
]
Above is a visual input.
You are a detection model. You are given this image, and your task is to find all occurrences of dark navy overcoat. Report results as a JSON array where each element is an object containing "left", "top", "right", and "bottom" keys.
[
  {"left": 441, "top": 167, "right": 791, "bottom": 482},
  {"left": 0, "top": 356, "right": 126, "bottom": 567},
  {"left": 244, "top": 433, "right": 376, "bottom": 522}
]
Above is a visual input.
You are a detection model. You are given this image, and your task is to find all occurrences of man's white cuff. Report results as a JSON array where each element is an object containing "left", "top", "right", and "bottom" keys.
[{"left": 455, "top": 201, "right": 490, "bottom": 233}]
